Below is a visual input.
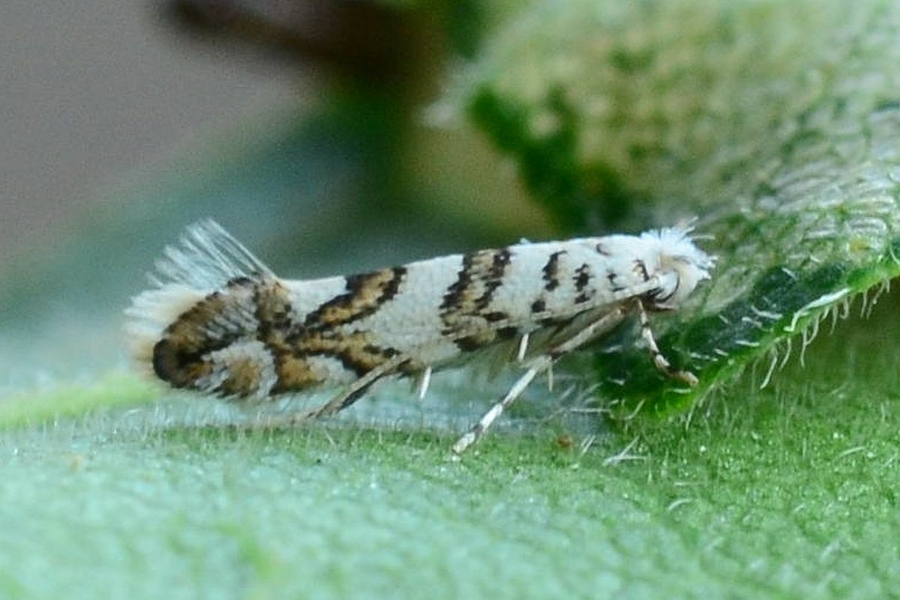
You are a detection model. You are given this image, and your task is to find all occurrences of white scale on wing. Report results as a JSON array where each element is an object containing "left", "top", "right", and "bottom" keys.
[{"left": 126, "top": 220, "right": 715, "bottom": 453}]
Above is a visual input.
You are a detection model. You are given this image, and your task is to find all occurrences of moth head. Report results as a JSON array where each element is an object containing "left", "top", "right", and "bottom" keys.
[{"left": 643, "top": 227, "right": 715, "bottom": 309}]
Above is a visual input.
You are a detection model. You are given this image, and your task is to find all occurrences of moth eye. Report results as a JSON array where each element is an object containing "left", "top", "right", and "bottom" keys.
[
  {"left": 650, "top": 271, "right": 681, "bottom": 304},
  {"left": 595, "top": 243, "right": 611, "bottom": 256}
]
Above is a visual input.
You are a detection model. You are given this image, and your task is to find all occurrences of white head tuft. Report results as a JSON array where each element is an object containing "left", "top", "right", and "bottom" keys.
[{"left": 641, "top": 227, "right": 715, "bottom": 308}]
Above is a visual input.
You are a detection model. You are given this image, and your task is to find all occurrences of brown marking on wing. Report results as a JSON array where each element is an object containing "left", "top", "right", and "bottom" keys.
[
  {"left": 452, "top": 329, "right": 498, "bottom": 352},
  {"left": 272, "top": 329, "right": 403, "bottom": 393},
  {"left": 152, "top": 337, "right": 213, "bottom": 389},
  {"left": 573, "top": 263, "right": 594, "bottom": 304},
  {"left": 574, "top": 263, "right": 592, "bottom": 292},
  {"left": 151, "top": 270, "right": 414, "bottom": 399},
  {"left": 216, "top": 351, "right": 271, "bottom": 397},
  {"left": 606, "top": 270, "right": 626, "bottom": 293},
  {"left": 247, "top": 269, "right": 409, "bottom": 393},
  {"left": 441, "top": 248, "right": 510, "bottom": 313},
  {"left": 303, "top": 266, "right": 407, "bottom": 329},
  {"left": 270, "top": 352, "right": 327, "bottom": 393},
  {"left": 152, "top": 284, "right": 253, "bottom": 389},
  {"left": 254, "top": 279, "right": 295, "bottom": 344},
  {"left": 440, "top": 247, "right": 513, "bottom": 351},
  {"left": 542, "top": 250, "right": 566, "bottom": 291}
]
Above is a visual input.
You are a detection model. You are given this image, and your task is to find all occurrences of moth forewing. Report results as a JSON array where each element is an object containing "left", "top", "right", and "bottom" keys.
[{"left": 126, "top": 220, "right": 714, "bottom": 451}]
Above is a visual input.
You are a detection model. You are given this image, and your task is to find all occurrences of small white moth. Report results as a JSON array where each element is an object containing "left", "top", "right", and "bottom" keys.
[{"left": 126, "top": 220, "right": 714, "bottom": 452}]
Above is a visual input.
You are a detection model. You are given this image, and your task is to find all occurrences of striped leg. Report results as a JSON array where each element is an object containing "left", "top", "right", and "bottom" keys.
[
  {"left": 453, "top": 300, "right": 699, "bottom": 453},
  {"left": 452, "top": 306, "right": 629, "bottom": 454},
  {"left": 635, "top": 300, "right": 698, "bottom": 386}
]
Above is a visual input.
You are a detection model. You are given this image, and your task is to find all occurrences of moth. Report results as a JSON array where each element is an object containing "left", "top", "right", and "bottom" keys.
[{"left": 126, "top": 220, "right": 714, "bottom": 452}]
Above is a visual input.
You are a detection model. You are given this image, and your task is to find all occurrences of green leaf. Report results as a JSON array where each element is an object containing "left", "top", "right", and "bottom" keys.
[
  {"left": 452, "top": 0, "right": 900, "bottom": 414},
  {"left": 1, "top": 305, "right": 899, "bottom": 598},
  {"left": 0, "top": 374, "right": 155, "bottom": 429}
]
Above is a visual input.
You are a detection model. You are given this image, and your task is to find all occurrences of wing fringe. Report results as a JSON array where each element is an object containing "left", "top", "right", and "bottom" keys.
[{"left": 124, "top": 220, "right": 272, "bottom": 370}]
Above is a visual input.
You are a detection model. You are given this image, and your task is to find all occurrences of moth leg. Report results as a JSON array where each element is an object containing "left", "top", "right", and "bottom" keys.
[
  {"left": 516, "top": 333, "right": 530, "bottom": 362},
  {"left": 288, "top": 354, "right": 412, "bottom": 423},
  {"left": 452, "top": 356, "right": 550, "bottom": 454},
  {"left": 453, "top": 306, "right": 629, "bottom": 454},
  {"left": 415, "top": 366, "right": 433, "bottom": 400},
  {"left": 635, "top": 299, "right": 698, "bottom": 386}
]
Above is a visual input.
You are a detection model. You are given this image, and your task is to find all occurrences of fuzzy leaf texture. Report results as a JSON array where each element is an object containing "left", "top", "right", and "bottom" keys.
[{"left": 451, "top": 0, "right": 900, "bottom": 414}]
